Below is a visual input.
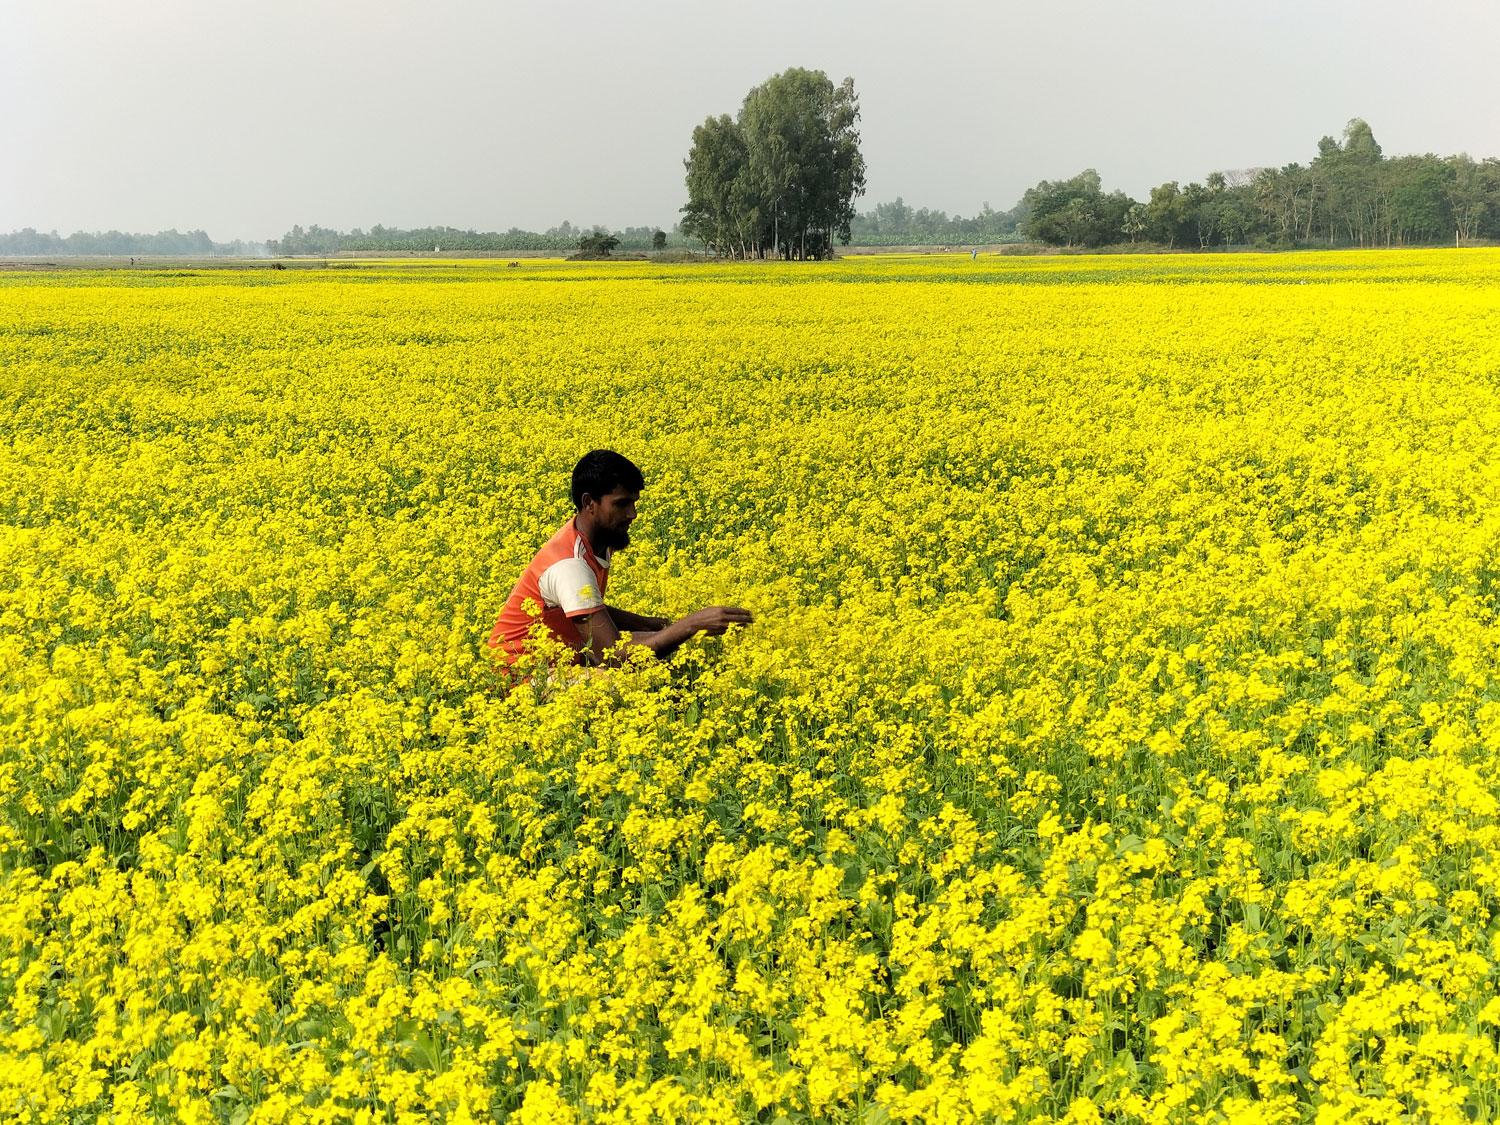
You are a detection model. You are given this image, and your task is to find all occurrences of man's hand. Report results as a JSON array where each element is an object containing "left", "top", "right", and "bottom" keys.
[
  {"left": 677, "top": 606, "right": 754, "bottom": 636},
  {"left": 621, "top": 604, "right": 754, "bottom": 660},
  {"left": 575, "top": 605, "right": 753, "bottom": 665}
]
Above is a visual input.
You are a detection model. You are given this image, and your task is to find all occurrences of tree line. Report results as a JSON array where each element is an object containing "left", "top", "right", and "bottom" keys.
[
  {"left": 1017, "top": 120, "right": 1500, "bottom": 249},
  {"left": 0, "top": 228, "right": 258, "bottom": 257},
  {"left": 8, "top": 116, "right": 1498, "bottom": 258},
  {"left": 0, "top": 224, "right": 682, "bottom": 258},
  {"left": 846, "top": 198, "right": 1022, "bottom": 246},
  {"left": 678, "top": 88, "right": 1499, "bottom": 254},
  {"left": 265, "top": 223, "right": 681, "bottom": 256}
]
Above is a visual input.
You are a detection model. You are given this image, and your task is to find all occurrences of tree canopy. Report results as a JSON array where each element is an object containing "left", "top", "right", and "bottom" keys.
[
  {"left": 680, "top": 68, "right": 867, "bottom": 259},
  {"left": 1016, "top": 120, "right": 1500, "bottom": 250},
  {"left": 1019, "top": 170, "right": 1136, "bottom": 248}
]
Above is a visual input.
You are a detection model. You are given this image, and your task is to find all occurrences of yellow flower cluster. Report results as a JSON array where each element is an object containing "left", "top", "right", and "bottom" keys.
[{"left": 4, "top": 249, "right": 1500, "bottom": 1122}]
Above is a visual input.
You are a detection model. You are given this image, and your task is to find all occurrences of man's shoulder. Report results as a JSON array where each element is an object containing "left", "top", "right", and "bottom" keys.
[{"left": 531, "top": 519, "right": 581, "bottom": 565}]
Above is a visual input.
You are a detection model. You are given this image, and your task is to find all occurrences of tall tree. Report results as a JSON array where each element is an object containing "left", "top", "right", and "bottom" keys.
[
  {"left": 1313, "top": 119, "right": 1383, "bottom": 246},
  {"left": 1446, "top": 154, "right": 1492, "bottom": 243},
  {"left": 1382, "top": 155, "right": 1450, "bottom": 245},
  {"left": 682, "top": 68, "right": 866, "bottom": 259},
  {"left": 1253, "top": 164, "right": 1310, "bottom": 245},
  {"left": 1185, "top": 181, "right": 1221, "bottom": 248},
  {"left": 1143, "top": 182, "right": 1192, "bottom": 248},
  {"left": 680, "top": 114, "right": 751, "bottom": 256}
]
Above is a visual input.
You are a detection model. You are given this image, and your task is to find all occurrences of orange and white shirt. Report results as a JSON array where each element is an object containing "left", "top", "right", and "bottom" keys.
[{"left": 489, "top": 518, "right": 611, "bottom": 661}]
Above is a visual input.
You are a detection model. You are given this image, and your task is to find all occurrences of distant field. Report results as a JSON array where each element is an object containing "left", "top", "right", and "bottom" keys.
[
  {"left": 4, "top": 251, "right": 1500, "bottom": 1121},
  {"left": 0, "top": 249, "right": 563, "bottom": 271},
  {"left": 6, "top": 240, "right": 1494, "bottom": 270}
]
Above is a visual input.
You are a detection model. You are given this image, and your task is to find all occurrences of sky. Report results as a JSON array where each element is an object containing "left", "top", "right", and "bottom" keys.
[{"left": 5, "top": 0, "right": 1499, "bottom": 242}]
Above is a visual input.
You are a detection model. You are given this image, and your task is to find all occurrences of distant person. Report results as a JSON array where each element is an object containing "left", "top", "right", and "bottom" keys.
[
  {"left": 489, "top": 450, "right": 753, "bottom": 668},
  {"left": 971, "top": 248, "right": 979, "bottom": 261}
]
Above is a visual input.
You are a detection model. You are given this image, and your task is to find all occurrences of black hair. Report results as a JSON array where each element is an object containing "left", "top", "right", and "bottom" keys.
[{"left": 571, "top": 449, "right": 645, "bottom": 509}]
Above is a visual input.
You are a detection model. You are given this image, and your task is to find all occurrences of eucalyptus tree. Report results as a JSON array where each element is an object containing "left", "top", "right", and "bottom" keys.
[
  {"left": 1381, "top": 154, "right": 1451, "bottom": 245},
  {"left": 1313, "top": 119, "right": 1383, "bottom": 246},
  {"left": 1446, "top": 154, "right": 1495, "bottom": 243},
  {"left": 1253, "top": 164, "right": 1311, "bottom": 245},
  {"left": 681, "top": 68, "right": 866, "bottom": 259},
  {"left": 680, "top": 114, "right": 751, "bottom": 256}
]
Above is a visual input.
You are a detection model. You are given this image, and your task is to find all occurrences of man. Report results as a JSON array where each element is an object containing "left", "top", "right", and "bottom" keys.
[{"left": 489, "top": 450, "right": 754, "bottom": 667}]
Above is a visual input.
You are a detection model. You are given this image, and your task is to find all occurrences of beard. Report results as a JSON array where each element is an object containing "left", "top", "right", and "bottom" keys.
[{"left": 595, "top": 524, "right": 631, "bottom": 552}]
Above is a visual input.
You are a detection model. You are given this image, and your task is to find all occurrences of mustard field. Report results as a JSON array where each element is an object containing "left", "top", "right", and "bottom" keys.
[{"left": 5, "top": 250, "right": 1500, "bottom": 1123}]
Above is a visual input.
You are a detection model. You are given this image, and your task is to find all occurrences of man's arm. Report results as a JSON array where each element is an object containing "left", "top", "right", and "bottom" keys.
[
  {"left": 605, "top": 605, "right": 670, "bottom": 632},
  {"left": 571, "top": 608, "right": 614, "bottom": 666},
  {"left": 574, "top": 605, "right": 754, "bottom": 665}
]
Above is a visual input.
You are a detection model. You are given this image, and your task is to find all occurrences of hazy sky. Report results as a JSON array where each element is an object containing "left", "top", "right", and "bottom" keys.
[{"left": 5, "top": 0, "right": 1498, "bottom": 241}]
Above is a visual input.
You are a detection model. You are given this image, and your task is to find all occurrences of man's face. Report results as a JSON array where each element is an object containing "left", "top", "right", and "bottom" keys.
[{"left": 584, "top": 486, "right": 638, "bottom": 551}]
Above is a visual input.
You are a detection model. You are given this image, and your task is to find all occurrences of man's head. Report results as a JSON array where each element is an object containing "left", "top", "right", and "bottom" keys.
[{"left": 571, "top": 449, "right": 644, "bottom": 552}]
